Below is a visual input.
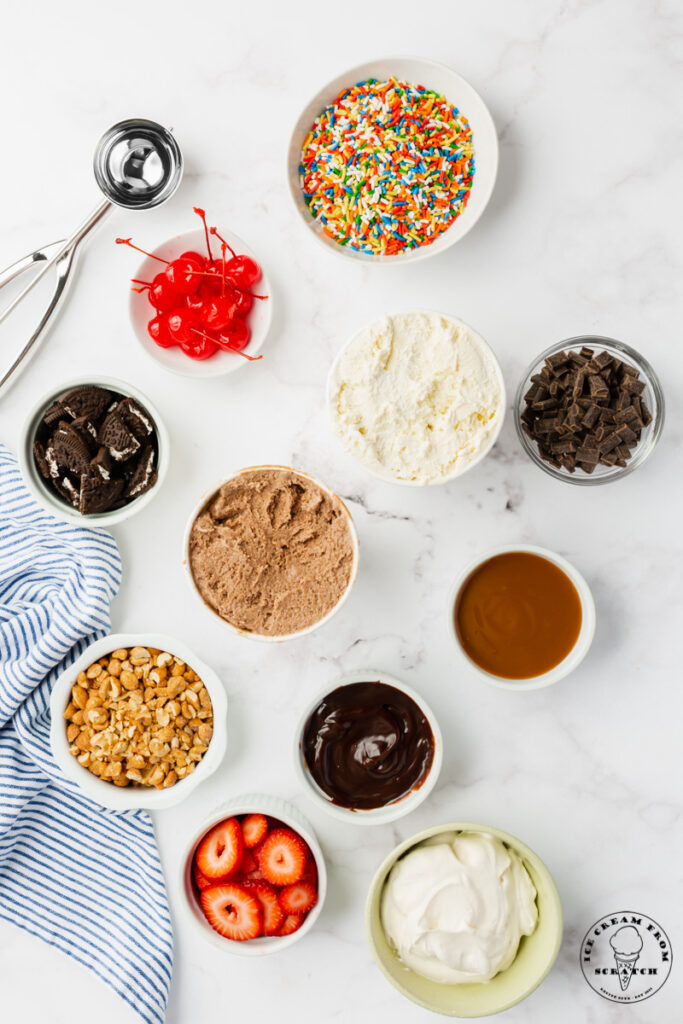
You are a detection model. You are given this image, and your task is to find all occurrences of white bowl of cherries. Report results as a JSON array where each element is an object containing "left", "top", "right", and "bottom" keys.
[{"left": 124, "top": 207, "right": 272, "bottom": 378}]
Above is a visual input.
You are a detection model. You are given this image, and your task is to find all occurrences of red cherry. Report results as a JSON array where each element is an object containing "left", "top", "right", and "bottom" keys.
[
  {"left": 148, "top": 315, "right": 175, "bottom": 348},
  {"left": 181, "top": 335, "right": 218, "bottom": 360},
  {"left": 180, "top": 250, "right": 205, "bottom": 269},
  {"left": 185, "top": 289, "right": 206, "bottom": 312},
  {"left": 218, "top": 320, "right": 251, "bottom": 352},
  {"left": 225, "top": 255, "right": 261, "bottom": 290},
  {"left": 200, "top": 293, "right": 237, "bottom": 331},
  {"left": 233, "top": 290, "right": 253, "bottom": 317},
  {"left": 148, "top": 273, "right": 177, "bottom": 313},
  {"left": 165, "top": 256, "right": 202, "bottom": 295},
  {"left": 199, "top": 260, "right": 225, "bottom": 295},
  {"left": 167, "top": 307, "right": 199, "bottom": 344}
]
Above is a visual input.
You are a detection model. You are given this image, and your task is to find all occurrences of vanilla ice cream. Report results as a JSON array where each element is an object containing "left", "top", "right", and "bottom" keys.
[
  {"left": 328, "top": 312, "right": 503, "bottom": 484},
  {"left": 381, "top": 832, "right": 538, "bottom": 985}
]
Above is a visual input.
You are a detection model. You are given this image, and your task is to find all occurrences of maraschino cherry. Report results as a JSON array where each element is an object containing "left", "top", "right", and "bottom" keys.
[{"left": 119, "top": 207, "right": 267, "bottom": 363}]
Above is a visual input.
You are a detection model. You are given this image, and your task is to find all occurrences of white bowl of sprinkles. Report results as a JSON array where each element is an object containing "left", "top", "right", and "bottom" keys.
[{"left": 287, "top": 57, "right": 498, "bottom": 263}]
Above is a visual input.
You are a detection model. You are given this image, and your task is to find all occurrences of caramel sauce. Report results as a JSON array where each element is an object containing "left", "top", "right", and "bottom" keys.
[{"left": 454, "top": 552, "right": 582, "bottom": 679}]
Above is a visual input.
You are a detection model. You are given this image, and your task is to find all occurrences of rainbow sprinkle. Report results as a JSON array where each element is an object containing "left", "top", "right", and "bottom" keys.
[{"left": 299, "top": 77, "right": 475, "bottom": 256}]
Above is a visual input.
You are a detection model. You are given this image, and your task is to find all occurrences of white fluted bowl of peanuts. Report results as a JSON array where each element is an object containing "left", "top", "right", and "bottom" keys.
[{"left": 49, "top": 633, "right": 228, "bottom": 810}]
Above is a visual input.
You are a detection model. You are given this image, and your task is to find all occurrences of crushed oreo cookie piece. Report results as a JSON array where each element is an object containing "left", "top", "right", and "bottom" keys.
[
  {"left": 117, "top": 396, "right": 155, "bottom": 440},
  {"left": 51, "top": 422, "right": 92, "bottom": 476},
  {"left": 60, "top": 384, "right": 113, "bottom": 421},
  {"left": 32, "top": 384, "right": 159, "bottom": 516},
  {"left": 98, "top": 411, "right": 140, "bottom": 462},
  {"left": 521, "top": 347, "right": 652, "bottom": 473},
  {"left": 124, "top": 444, "right": 157, "bottom": 499}
]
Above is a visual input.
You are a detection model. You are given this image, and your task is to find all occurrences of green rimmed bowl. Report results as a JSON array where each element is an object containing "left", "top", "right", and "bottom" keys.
[{"left": 365, "top": 822, "right": 563, "bottom": 1017}]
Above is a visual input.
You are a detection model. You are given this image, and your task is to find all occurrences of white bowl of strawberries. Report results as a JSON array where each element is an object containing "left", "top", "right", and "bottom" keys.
[
  {"left": 125, "top": 207, "right": 272, "bottom": 378},
  {"left": 180, "top": 793, "right": 326, "bottom": 954}
]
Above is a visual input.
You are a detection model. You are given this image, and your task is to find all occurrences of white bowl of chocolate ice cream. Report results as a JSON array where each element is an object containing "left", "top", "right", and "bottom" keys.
[
  {"left": 20, "top": 376, "right": 169, "bottom": 528},
  {"left": 183, "top": 466, "right": 359, "bottom": 642}
]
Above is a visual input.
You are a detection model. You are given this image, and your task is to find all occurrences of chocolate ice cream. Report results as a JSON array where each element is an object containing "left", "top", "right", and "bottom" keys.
[{"left": 188, "top": 468, "right": 356, "bottom": 637}]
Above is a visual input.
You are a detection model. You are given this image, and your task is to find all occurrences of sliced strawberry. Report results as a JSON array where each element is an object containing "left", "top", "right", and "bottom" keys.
[
  {"left": 195, "top": 817, "right": 244, "bottom": 880},
  {"left": 192, "top": 859, "right": 213, "bottom": 892},
  {"left": 241, "top": 813, "right": 268, "bottom": 849},
  {"left": 301, "top": 856, "right": 318, "bottom": 889},
  {"left": 256, "top": 828, "right": 308, "bottom": 886},
  {"left": 278, "top": 881, "right": 318, "bottom": 915},
  {"left": 200, "top": 883, "right": 262, "bottom": 941},
  {"left": 278, "top": 913, "right": 305, "bottom": 936},
  {"left": 238, "top": 849, "right": 257, "bottom": 876},
  {"left": 244, "top": 879, "right": 284, "bottom": 936}
]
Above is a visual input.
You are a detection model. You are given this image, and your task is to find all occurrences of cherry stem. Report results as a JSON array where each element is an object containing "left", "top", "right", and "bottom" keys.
[
  {"left": 210, "top": 226, "right": 237, "bottom": 258},
  {"left": 191, "top": 326, "right": 262, "bottom": 362},
  {"left": 116, "top": 238, "right": 168, "bottom": 263},
  {"left": 221, "top": 243, "right": 226, "bottom": 297},
  {"left": 130, "top": 286, "right": 149, "bottom": 294},
  {"left": 193, "top": 207, "right": 213, "bottom": 260},
  {"left": 131, "top": 278, "right": 152, "bottom": 287}
]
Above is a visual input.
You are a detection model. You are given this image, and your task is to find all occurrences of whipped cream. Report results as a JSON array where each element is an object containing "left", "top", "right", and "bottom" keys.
[
  {"left": 381, "top": 832, "right": 538, "bottom": 984},
  {"left": 329, "top": 312, "right": 503, "bottom": 484}
]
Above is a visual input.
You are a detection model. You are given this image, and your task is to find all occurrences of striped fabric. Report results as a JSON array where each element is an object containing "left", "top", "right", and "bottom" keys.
[{"left": 0, "top": 443, "right": 172, "bottom": 1024}]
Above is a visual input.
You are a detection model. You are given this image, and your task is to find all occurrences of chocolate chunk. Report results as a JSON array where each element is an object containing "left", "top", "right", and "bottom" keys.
[
  {"left": 614, "top": 405, "right": 638, "bottom": 424},
  {"left": 599, "top": 432, "right": 621, "bottom": 455},
  {"left": 520, "top": 346, "right": 654, "bottom": 474},
  {"left": 588, "top": 374, "right": 609, "bottom": 399},
  {"left": 575, "top": 446, "right": 600, "bottom": 465},
  {"left": 60, "top": 385, "right": 113, "bottom": 421},
  {"left": 98, "top": 412, "right": 141, "bottom": 462},
  {"left": 621, "top": 374, "right": 646, "bottom": 396},
  {"left": 581, "top": 405, "right": 600, "bottom": 428}
]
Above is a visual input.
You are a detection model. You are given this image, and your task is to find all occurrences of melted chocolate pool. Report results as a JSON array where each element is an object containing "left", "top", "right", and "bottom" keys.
[{"left": 301, "top": 681, "right": 435, "bottom": 810}]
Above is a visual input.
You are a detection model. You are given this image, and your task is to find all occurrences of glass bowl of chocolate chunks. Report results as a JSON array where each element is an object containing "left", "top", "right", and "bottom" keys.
[{"left": 515, "top": 337, "right": 664, "bottom": 485}]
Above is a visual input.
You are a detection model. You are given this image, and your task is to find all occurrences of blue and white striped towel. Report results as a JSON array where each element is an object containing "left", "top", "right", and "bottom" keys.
[{"left": 0, "top": 443, "right": 173, "bottom": 1024}]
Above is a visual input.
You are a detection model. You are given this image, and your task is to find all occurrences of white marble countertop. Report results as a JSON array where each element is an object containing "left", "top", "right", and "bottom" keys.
[{"left": 1, "top": 0, "right": 681, "bottom": 1021}]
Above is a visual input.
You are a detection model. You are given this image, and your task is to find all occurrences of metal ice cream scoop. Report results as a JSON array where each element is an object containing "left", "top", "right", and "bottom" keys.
[{"left": 0, "top": 118, "right": 183, "bottom": 392}]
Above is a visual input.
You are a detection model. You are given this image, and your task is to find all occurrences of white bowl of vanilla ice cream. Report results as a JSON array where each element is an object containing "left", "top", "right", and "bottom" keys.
[
  {"left": 366, "top": 822, "right": 562, "bottom": 1017},
  {"left": 327, "top": 311, "right": 505, "bottom": 486}
]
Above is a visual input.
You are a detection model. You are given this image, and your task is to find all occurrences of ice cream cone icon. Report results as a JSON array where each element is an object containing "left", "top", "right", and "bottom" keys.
[{"left": 610, "top": 926, "right": 643, "bottom": 991}]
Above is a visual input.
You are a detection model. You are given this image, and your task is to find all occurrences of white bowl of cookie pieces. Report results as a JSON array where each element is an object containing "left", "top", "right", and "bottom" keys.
[
  {"left": 19, "top": 375, "right": 170, "bottom": 528},
  {"left": 49, "top": 632, "right": 228, "bottom": 811}
]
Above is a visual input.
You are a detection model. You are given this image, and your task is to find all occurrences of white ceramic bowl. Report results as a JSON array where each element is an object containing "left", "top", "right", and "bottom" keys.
[
  {"left": 287, "top": 57, "right": 498, "bottom": 263},
  {"left": 294, "top": 669, "right": 442, "bottom": 825},
  {"left": 448, "top": 544, "right": 596, "bottom": 690},
  {"left": 49, "top": 632, "right": 228, "bottom": 810},
  {"left": 19, "top": 375, "right": 169, "bottom": 528},
  {"left": 327, "top": 310, "right": 506, "bottom": 486},
  {"left": 182, "top": 465, "right": 360, "bottom": 642},
  {"left": 179, "top": 793, "right": 327, "bottom": 955},
  {"left": 129, "top": 227, "right": 272, "bottom": 377}
]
